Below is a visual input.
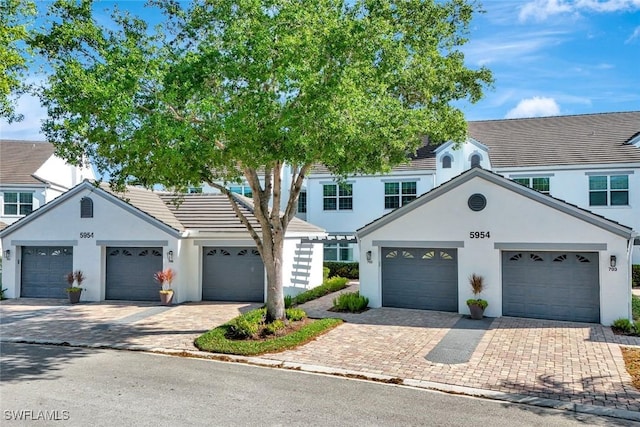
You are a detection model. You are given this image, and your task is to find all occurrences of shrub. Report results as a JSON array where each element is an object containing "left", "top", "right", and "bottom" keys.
[
  {"left": 633, "top": 265, "right": 640, "bottom": 287},
  {"left": 286, "top": 308, "right": 307, "bottom": 321},
  {"left": 323, "top": 267, "right": 330, "bottom": 281},
  {"left": 226, "top": 308, "right": 265, "bottom": 339},
  {"left": 633, "top": 295, "right": 640, "bottom": 321},
  {"left": 292, "top": 277, "right": 350, "bottom": 305},
  {"left": 284, "top": 295, "right": 293, "bottom": 309},
  {"left": 324, "top": 262, "right": 359, "bottom": 279},
  {"left": 332, "top": 291, "right": 369, "bottom": 312},
  {"left": 263, "top": 319, "right": 286, "bottom": 336},
  {"left": 612, "top": 318, "right": 633, "bottom": 333},
  {"left": 634, "top": 321, "right": 640, "bottom": 335},
  {"left": 0, "top": 288, "right": 6, "bottom": 300}
]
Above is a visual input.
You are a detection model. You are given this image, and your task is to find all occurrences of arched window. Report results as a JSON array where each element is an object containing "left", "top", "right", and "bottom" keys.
[
  {"left": 80, "top": 197, "right": 93, "bottom": 218},
  {"left": 470, "top": 154, "right": 481, "bottom": 168},
  {"left": 441, "top": 155, "right": 452, "bottom": 169}
]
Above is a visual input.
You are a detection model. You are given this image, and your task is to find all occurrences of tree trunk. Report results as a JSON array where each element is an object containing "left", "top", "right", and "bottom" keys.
[{"left": 263, "top": 231, "right": 285, "bottom": 322}]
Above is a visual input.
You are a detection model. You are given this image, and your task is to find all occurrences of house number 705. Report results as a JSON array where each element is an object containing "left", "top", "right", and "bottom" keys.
[
  {"left": 80, "top": 232, "right": 94, "bottom": 238},
  {"left": 470, "top": 231, "right": 490, "bottom": 239}
]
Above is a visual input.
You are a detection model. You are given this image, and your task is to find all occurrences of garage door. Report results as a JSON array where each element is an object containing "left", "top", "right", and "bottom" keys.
[
  {"left": 202, "top": 247, "right": 264, "bottom": 302},
  {"left": 502, "top": 251, "right": 600, "bottom": 323},
  {"left": 381, "top": 247, "right": 458, "bottom": 311},
  {"left": 21, "top": 246, "right": 73, "bottom": 298},
  {"left": 106, "top": 247, "right": 163, "bottom": 301}
]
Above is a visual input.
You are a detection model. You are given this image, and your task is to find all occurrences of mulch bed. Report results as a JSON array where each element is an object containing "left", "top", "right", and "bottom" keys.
[{"left": 622, "top": 348, "right": 640, "bottom": 390}]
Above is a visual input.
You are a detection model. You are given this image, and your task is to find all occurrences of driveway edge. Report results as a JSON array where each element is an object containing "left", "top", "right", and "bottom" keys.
[{"left": 3, "top": 336, "right": 639, "bottom": 422}]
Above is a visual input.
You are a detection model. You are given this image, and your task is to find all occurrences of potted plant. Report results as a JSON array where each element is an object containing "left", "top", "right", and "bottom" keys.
[
  {"left": 65, "top": 270, "right": 85, "bottom": 304},
  {"left": 466, "top": 273, "right": 488, "bottom": 320},
  {"left": 154, "top": 268, "right": 175, "bottom": 305}
]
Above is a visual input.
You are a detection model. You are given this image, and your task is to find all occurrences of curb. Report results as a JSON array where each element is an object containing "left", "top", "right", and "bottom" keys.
[{"left": 2, "top": 337, "right": 639, "bottom": 422}]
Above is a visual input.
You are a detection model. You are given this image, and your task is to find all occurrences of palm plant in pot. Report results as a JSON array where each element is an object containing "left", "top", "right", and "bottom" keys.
[
  {"left": 466, "top": 273, "right": 488, "bottom": 320},
  {"left": 65, "top": 270, "right": 85, "bottom": 304},
  {"left": 154, "top": 268, "right": 175, "bottom": 305}
]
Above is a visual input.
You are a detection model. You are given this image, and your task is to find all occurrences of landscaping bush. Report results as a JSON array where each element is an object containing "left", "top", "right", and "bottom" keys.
[
  {"left": 323, "top": 267, "right": 330, "bottom": 281},
  {"left": 324, "top": 262, "right": 359, "bottom": 280},
  {"left": 285, "top": 307, "right": 307, "bottom": 321},
  {"left": 284, "top": 295, "right": 293, "bottom": 309},
  {"left": 263, "top": 319, "right": 286, "bottom": 336},
  {"left": 633, "top": 265, "right": 640, "bottom": 287},
  {"left": 227, "top": 308, "right": 265, "bottom": 339},
  {"left": 292, "top": 276, "right": 350, "bottom": 305},
  {"left": 633, "top": 295, "right": 640, "bottom": 321},
  {"left": 612, "top": 318, "right": 633, "bottom": 333},
  {"left": 332, "top": 291, "right": 369, "bottom": 313}
]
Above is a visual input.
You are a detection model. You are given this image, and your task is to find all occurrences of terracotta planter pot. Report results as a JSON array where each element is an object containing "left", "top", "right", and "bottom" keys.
[
  {"left": 160, "top": 291, "right": 174, "bottom": 306},
  {"left": 468, "top": 303, "right": 485, "bottom": 320},
  {"left": 68, "top": 290, "right": 82, "bottom": 304}
]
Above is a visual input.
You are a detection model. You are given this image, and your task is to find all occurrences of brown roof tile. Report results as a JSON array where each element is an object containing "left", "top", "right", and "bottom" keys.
[{"left": 0, "top": 140, "right": 55, "bottom": 185}]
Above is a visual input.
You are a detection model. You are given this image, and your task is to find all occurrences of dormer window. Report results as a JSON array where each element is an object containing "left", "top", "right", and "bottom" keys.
[
  {"left": 441, "top": 155, "right": 452, "bottom": 169},
  {"left": 470, "top": 154, "right": 481, "bottom": 168},
  {"left": 80, "top": 197, "right": 93, "bottom": 218}
]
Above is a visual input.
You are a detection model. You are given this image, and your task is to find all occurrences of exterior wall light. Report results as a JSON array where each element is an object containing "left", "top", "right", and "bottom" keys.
[
  {"left": 609, "top": 255, "right": 616, "bottom": 268},
  {"left": 167, "top": 250, "right": 174, "bottom": 263},
  {"left": 3, "top": 249, "right": 10, "bottom": 260},
  {"left": 366, "top": 250, "right": 372, "bottom": 263}
]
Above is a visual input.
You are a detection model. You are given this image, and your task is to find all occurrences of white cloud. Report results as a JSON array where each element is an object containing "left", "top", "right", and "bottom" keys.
[
  {"left": 505, "top": 97, "right": 561, "bottom": 119},
  {"left": 626, "top": 26, "right": 640, "bottom": 43},
  {"left": 0, "top": 93, "right": 47, "bottom": 141},
  {"left": 519, "top": 0, "right": 640, "bottom": 22}
]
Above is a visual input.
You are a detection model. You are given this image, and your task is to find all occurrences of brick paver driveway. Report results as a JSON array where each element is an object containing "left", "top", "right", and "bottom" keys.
[{"left": 2, "top": 290, "right": 639, "bottom": 413}]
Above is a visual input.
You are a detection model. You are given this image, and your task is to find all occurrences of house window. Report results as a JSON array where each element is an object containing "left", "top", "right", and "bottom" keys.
[
  {"left": 512, "top": 177, "right": 550, "bottom": 194},
  {"left": 470, "top": 154, "right": 481, "bottom": 168},
  {"left": 384, "top": 182, "right": 417, "bottom": 209},
  {"left": 297, "top": 190, "right": 307, "bottom": 213},
  {"left": 80, "top": 197, "right": 93, "bottom": 218},
  {"left": 323, "top": 183, "right": 352, "bottom": 211},
  {"left": 188, "top": 187, "right": 203, "bottom": 194},
  {"left": 441, "top": 155, "right": 452, "bottom": 169},
  {"left": 229, "top": 185, "right": 252, "bottom": 198},
  {"left": 589, "top": 175, "right": 629, "bottom": 206},
  {"left": 324, "top": 243, "right": 354, "bottom": 262},
  {"left": 3, "top": 192, "right": 33, "bottom": 215}
]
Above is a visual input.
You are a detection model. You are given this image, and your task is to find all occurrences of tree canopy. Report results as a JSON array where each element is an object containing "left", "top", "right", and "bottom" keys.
[
  {"left": 0, "top": 0, "right": 36, "bottom": 122},
  {"left": 32, "top": 0, "right": 493, "bottom": 320}
]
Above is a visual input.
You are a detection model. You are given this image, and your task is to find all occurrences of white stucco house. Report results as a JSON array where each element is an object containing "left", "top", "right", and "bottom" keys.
[
  {"left": 357, "top": 168, "right": 637, "bottom": 325},
  {"left": 302, "top": 111, "right": 640, "bottom": 264},
  {"left": 0, "top": 180, "right": 325, "bottom": 303}
]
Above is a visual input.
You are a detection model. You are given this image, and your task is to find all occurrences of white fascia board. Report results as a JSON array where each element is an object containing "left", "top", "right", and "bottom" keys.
[
  {"left": 468, "top": 137, "right": 489, "bottom": 152},
  {"left": 495, "top": 162, "right": 640, "bottom": 174},
  {"left": 308, "top": 170, "right": 435, "bottom": 180}
]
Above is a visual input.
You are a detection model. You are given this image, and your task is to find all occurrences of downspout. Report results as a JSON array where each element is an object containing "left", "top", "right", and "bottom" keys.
[{"left": 628, "top": 232, "right": 638, "bottom": 321}]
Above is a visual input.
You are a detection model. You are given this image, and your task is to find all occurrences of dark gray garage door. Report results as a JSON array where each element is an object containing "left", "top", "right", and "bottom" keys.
[
  {"left": 21, "top": 246, "right": 73, "bottom": 298},
  {"left": 502, "top": 251, "right": 600, "bottom": 323},
  {"left": 202, "top": 247, "right": 264, "bottom": 302},
  {"left": 106, "top": 247, "right": 163, "bottom": 301},
  {"left": 381, "top": 247, "right": 458, "bottom": 311}
]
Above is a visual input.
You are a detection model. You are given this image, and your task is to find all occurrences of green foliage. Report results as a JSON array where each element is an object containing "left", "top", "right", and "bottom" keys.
[
  {"left": 633, "top": 295, "right": 640, "bottom": 321},
  {"left": 633, "top": 265, "right": 640, "bottom": 287},
  {"left": 613, "top": 318, "right": 633, "bottom": 333},
  {"left": 285, "top": 308, "right": 307, "bottom": 322},
  {"left": 226, "top": 308, "right": 266, "bottom": 339},
  {"left": 263, "top": 319, "right": 286, "bottom": 336},
  {"left": 0, "top": 0, "right": 36, "bottom": 122},
  {"left": 324, "top": 262, "right": 359, "bottom": 279},
  {"left": 332, "top": 292, "right": 369, "bottom": 313},
  {"left": 466, "top": 298, "right": 488, "bottom": 310},
  {"left": 293, "top": 277, "right": 350, "bottom": 305},
  {"left": 0, "top": 288, "right": 7, "bottom": 300},
  {"left": 284, "top": 294, "right": 293, "bottom": 309},
  {"left": 195, "top": 317, "right": 343, "bottom": 356},
  {"left": 323, "top": 267, "right": 330, "bottom": 281}
]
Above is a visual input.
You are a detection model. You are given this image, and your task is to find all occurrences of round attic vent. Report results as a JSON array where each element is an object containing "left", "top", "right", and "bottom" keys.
[{"left": 468, "top": 193, "right": 486, "bottom": 212}]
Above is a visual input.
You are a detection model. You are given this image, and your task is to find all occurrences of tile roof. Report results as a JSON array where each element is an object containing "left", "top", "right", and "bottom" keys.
[
  {"left": 0, "top": 140, "right": 55, "bottom": 185},
  {"left": 310, "top": 111, "right": 640, "bottom": 175},
  {"left": 468, "top": 111, "right": 640, "bottom": 168},
  {"left": 159, "top": 193, "right": 324, "bottom": 234},
  {"left": 0, "top": 221, "right": 7, "bottom": 231}
]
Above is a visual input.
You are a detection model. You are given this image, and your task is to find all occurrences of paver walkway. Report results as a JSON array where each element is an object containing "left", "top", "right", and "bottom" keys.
[{"left": 1, "top": 287, "right": 639, "bottom": 415}]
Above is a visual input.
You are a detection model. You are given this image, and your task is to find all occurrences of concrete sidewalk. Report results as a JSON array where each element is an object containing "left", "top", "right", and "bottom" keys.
[{"left": 2, "top": 289, "right": 639, "bottom": 421}]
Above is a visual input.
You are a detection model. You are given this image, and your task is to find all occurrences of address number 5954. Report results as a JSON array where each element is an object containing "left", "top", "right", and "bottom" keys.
[{"left": 470, "top": 231, "right": 490, "bottom": 239}]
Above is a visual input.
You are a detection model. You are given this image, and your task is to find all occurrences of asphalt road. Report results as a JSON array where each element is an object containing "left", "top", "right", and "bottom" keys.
[{"left": 0, "top": 343, "right": 634, "bottom": 426}]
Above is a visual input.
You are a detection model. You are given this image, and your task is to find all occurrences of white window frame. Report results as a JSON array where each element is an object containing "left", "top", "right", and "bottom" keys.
[
  {"left": 3, "top": 191, "right": 34, "bottom": 216},
  {"left": 322, "top": 183, "right": 353, "bottom": 211},
  {"left": 384, "top": 181, "right": 417, "bottom": 209}
]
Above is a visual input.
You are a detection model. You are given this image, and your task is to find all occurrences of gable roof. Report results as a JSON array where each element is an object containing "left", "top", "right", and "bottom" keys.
[
  {"left": 468, "top": 111, "right": 640, "bottom": 168},
  {"left": 357, "top": 167, "right": 634, "bottom": 239},
  {"left": 0, "top": 180, "right": 324, "bottom": 239},
  {"left": 309, "top": 111, "right": 640, "bottom": 176},
  {"left": 0, "top": 140, "right": 55, "bottom": 185}
]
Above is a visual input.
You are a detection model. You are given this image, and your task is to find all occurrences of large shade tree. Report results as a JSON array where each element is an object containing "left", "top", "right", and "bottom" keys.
[{"left": 32, "top": 0, "right": 492, "bottom": 320}]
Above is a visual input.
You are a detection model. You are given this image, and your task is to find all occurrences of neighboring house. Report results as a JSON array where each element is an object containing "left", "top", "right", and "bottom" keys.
[
  {"left": 0, "top": 140, "right": 96, "bottom": 228},
  {"left": 357, "top": 167, "right": 637, "bottom": 325},
  {"left": 0, "top": 180, "right": 325, "bottom": 302},
  {"left": 303, "top": 112, "right": 640, "bottom": 264}
]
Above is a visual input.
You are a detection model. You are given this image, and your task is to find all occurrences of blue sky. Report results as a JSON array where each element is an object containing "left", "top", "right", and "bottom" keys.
[{"left": 2, "top": 0, "right": 639, "bottom": 140}]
